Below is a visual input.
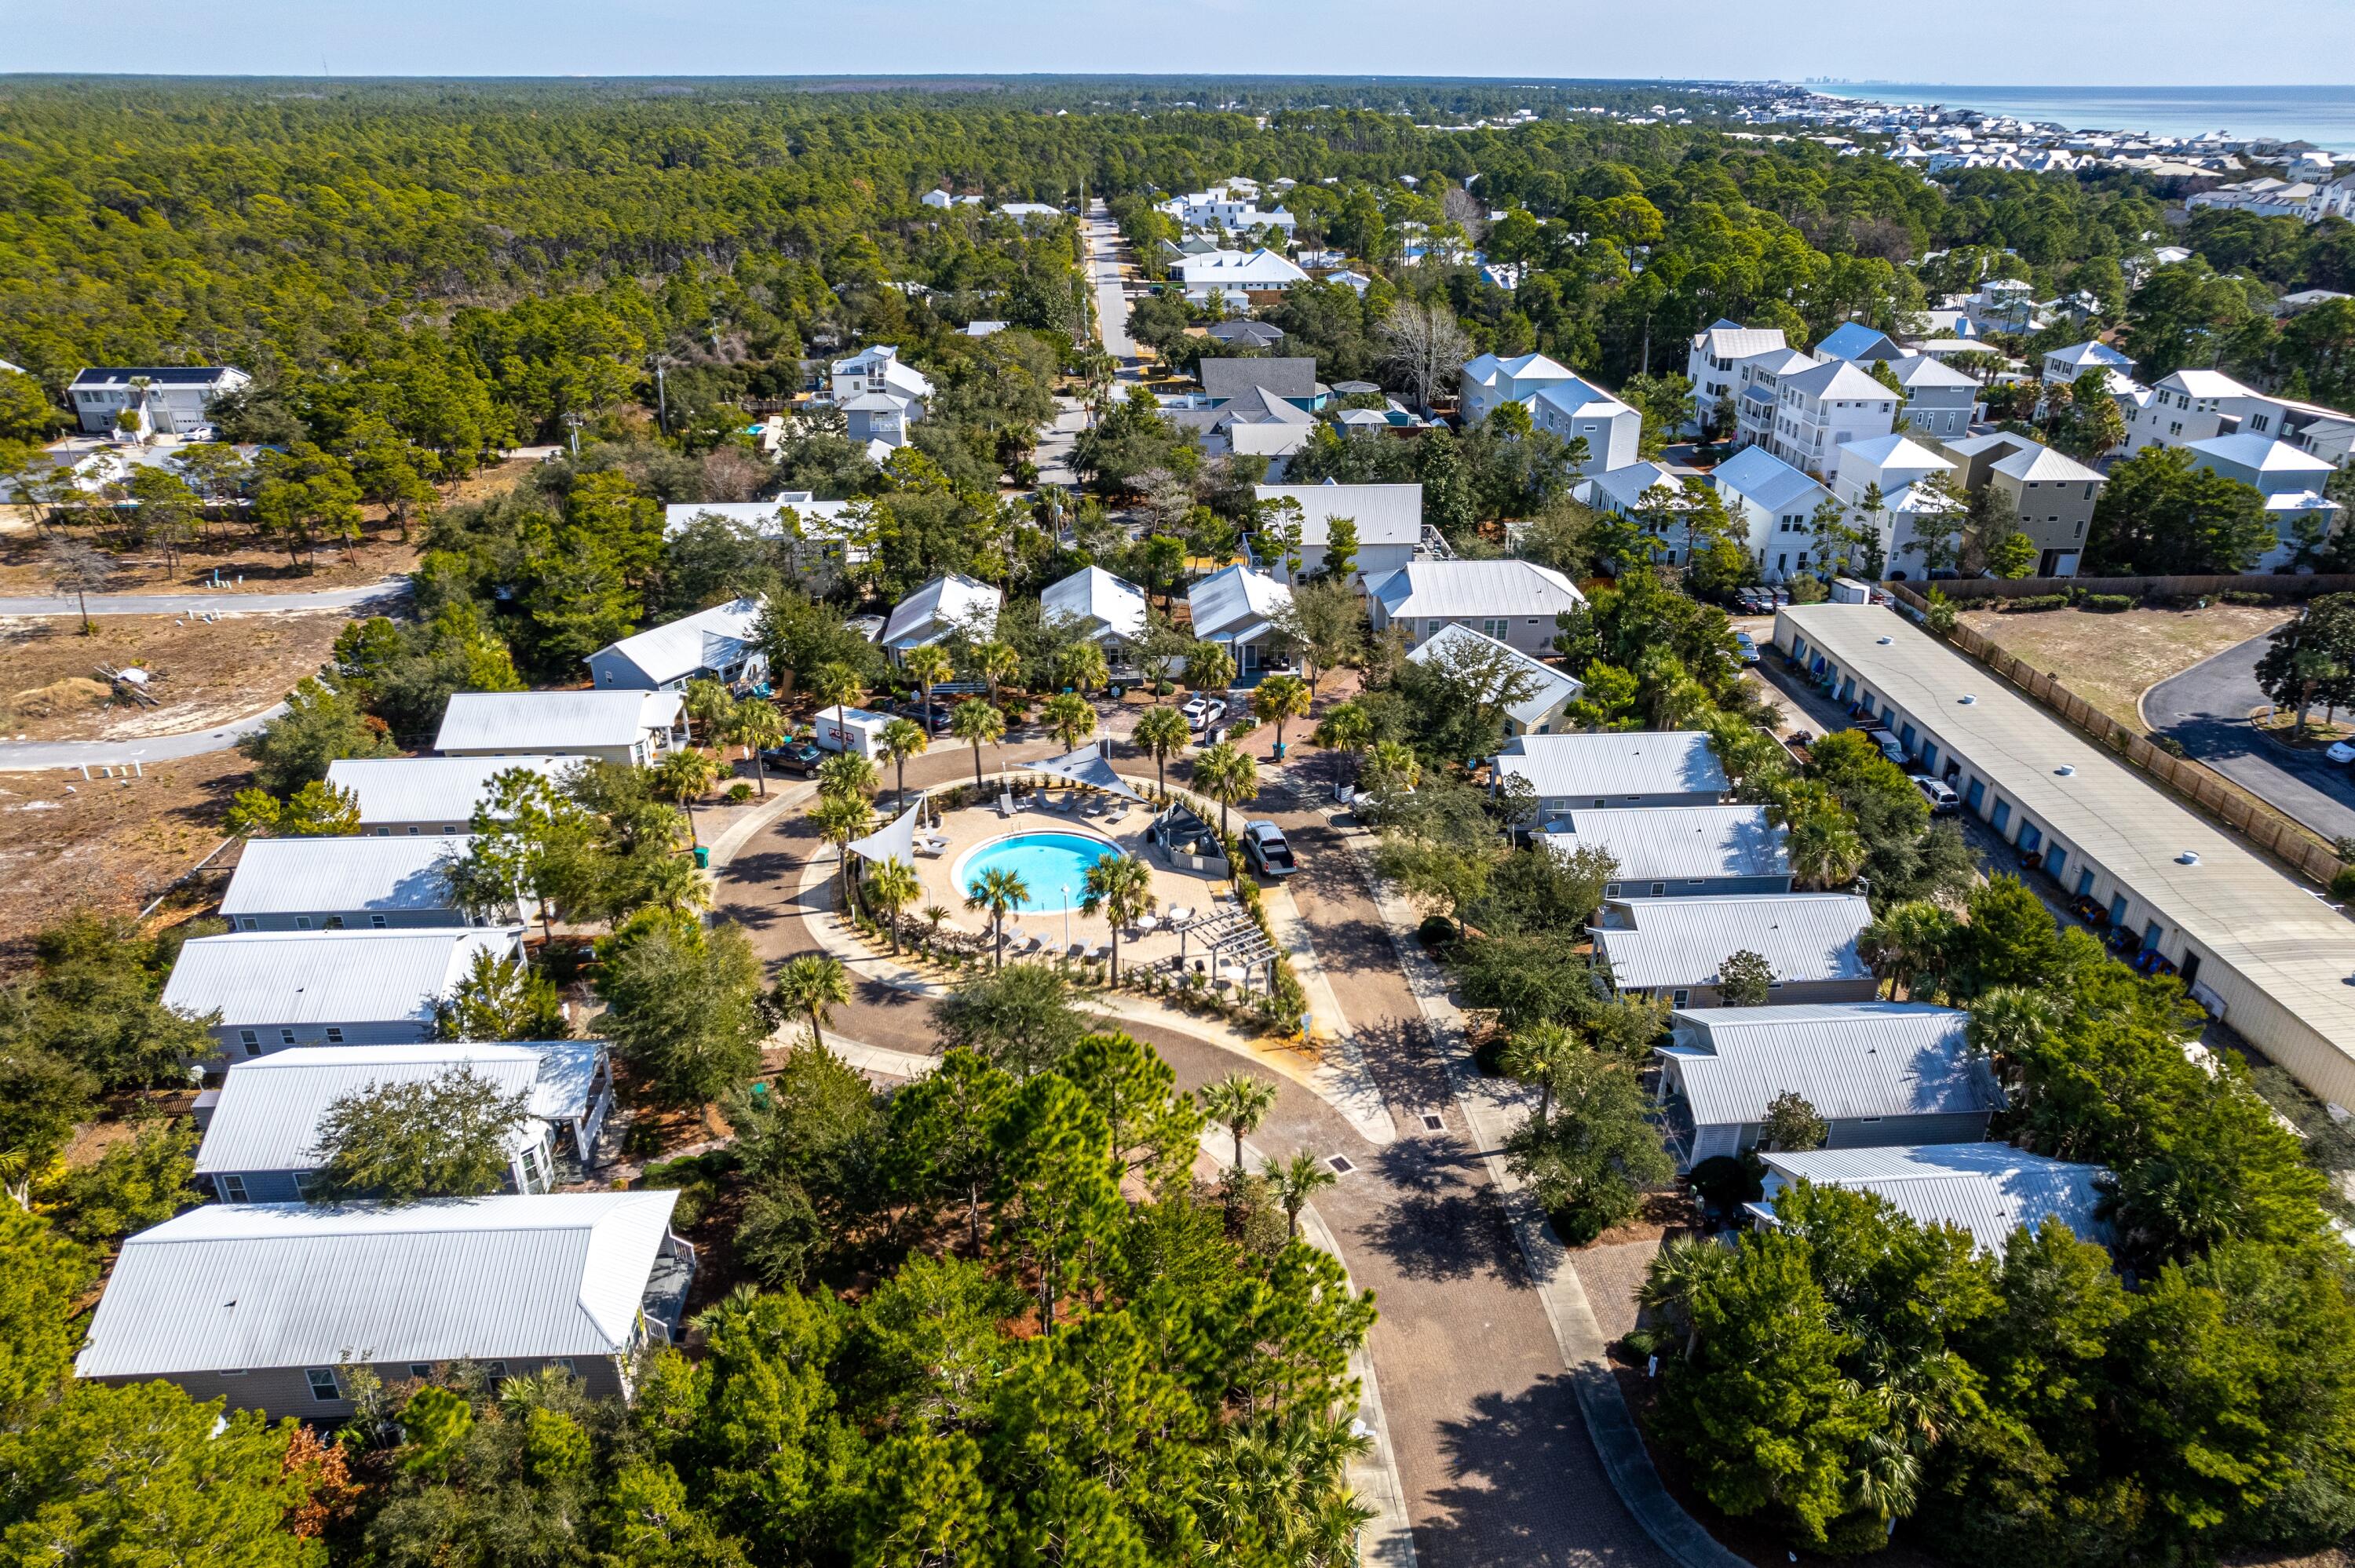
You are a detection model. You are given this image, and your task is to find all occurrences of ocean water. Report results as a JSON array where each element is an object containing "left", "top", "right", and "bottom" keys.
[{"left": 1824, "top": 83, "right": 2355, "bottom": 154}]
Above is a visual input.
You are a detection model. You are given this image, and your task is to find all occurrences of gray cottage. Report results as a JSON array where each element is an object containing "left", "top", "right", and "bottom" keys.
[
  {"left": 1543, "top": 806, "right": 1791, "bottom": 900},
  {"left": 219, "top": 835, "right": 477, "bottom": 932},
  {"left": 161, "top": 927, "right": 528, "bottom": 1062},
  {"left": 1590, "top": 892, "right": 1875, "bottom": 1008}
]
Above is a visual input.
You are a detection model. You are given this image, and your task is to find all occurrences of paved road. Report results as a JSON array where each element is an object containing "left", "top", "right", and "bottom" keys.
[
  {"left": 0, "top": 578, "right": 412, "bottom": 618},
  {"left": 1084, "top": 199, "right": 1140, "bottom": 368},
  {"left": 0, "top": 702, "right": 286, "bottom": 771},
  {"left": 2145, "top": 631, "right": 2355, "bottom": 843},
  {"left": 716, "top": 740, "right": 1679, "bottom": 1568}
]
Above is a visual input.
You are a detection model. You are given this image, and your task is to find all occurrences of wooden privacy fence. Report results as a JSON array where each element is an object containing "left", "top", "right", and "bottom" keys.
[
  {"left": 1922, "top": 571, "right": 2355, "bottom": 603},
  {"left": 1882, "top": 583, "right": 2348, "bottom": 887}
]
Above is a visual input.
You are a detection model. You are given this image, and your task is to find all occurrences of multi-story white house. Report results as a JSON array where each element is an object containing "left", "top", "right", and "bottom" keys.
[
  {"left": 1711, "top": 445, "right": 1834, "bottom": 581},
  {"left": 1253, "top": 483, "right": 1426, "bottom": 585},
  {"left": 830, "top": 345, "right": 934, "bottom": 406},
  {"left": 1458, "top": 352, "right": 1581, "bottom": 425},
  {"left": 1178, "top": 249, "right": 1309, "bottom": 304},
  {"left": 1769, "top": 359, "right": 1900, "bottom": 476},
  {"left": 2123, "top": 368, "right": 2258, "bottom": 456},
  {"left": 1834, "top": 434, "right": 1962, "bottom": 575},
  {"left": 2042, "top": 341, "right": 2135, "bottom": 385},
  {"left": 1686, "top": 320, "right": 1791, "bottom": 432},
  {"left": 68, "top": 366, "right": 251, "bottom": 438},
  {"left": 1732, "top": 346, "right": 1824, "bottom": 451},
  {"left": 2186, "top": 433, "right": 2345, "bottom": 568},
  {"left": 1528, "top": 376, "right": 1642, "bottom": 472}
]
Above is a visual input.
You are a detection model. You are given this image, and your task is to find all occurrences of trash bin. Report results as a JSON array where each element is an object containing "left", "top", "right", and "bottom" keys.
[
  {"left": 692, "top": 845, "right": 710, "bottom": 869},
  {"left": 1207, "top": 725, "right": 1226, "bottom": 746},
  {"left": 1109, "top": 683, "right": 1126, "bottom": 701}
]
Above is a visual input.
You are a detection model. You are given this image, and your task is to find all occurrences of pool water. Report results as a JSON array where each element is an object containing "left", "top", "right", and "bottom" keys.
[{"left": 958, "top": 831, "right": 1126, "bottom": 912}]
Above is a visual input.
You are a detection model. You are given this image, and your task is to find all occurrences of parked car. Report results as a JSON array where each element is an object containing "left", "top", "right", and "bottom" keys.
[
  {"left": 2328, "top": 740, "right": 2355, "bottom": 766},
  {"left": 759, "top": 740, "right": 826, "bottom": 776},
  {"left": 1768, "top": 585, "right": 1791, "bottom": 608},
  {"left": 1911, "top": 775, "right": 1960, "bottom": 815},
  {"left": 895, "top": 698, "right": 955, "bottom": 734},
  {"left": 1182, "top": 695, "right": 1228, "bottom": 731},
  {"left": 1865, "top": 731, "right": 1908, "bottom": 768},
  {"left": 1732, "top": 631, "right": 1760, "bottom": 665},
  {"left": 1241, "top": 821, "right": 1298, "bottom": 877}
]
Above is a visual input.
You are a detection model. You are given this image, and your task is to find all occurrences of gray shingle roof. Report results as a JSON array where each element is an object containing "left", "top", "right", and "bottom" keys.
[{"left": 1202, "top": 357, "right": 1318, "bottom": 401}]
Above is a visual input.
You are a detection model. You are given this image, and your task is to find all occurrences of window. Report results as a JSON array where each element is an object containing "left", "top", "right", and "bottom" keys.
[
  {"left": 217, "top": 1173, "right": 248, "bottom": 1203},
  {"left": 238, "top": 1029, "right": 260, "bottom": 1052},
  {"left": 279, "top": 1029, "right": 297, "bottom": 1047},
  {"left": 307, "top": 1369, "right": 344, "bottom": 1402},
  {"left": 370, "top": 914, "right": 388, "bottom": 929},
  {"left": 409, "top": 1364, "right": 434, "bottom": 1381},
  {"left": 374, "top": 826, "right": 391, "bottom": 836},
  {"left": 217, "top": 1369, "right": 246, "bottom": 1377},
  {"left": 519, "top": 1144, "right": 545, "bottom": 1192},
  {"left": 487, "top": 1361, "right": 509, "bottom": 1381},
  {"left": 324, "top": 1028, "right": 345, "bottom": 1045},
  {"left": 293, "top": 916, "right": 309, "bottom": 930},
  {"left": 406, "top": 824, "right": 421, "bottom": 835},
  {"left": 1670, "top": 989, "right": 1690, "bottom": 1008},
  {"left": 1605, "top": 883, "right": 1622, "bottom": 897},
  {"left": 238, "top": 917, "right": 258, "bottom": 932}
]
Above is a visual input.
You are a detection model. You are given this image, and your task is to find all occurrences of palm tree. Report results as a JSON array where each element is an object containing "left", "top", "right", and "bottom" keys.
[
  {"left": 1192, "top": 742, "right": 1258, "bottom": 837},
  {"left": 950, "top": 698, "right": 1006, "bottom": 790},
  {"left": 653, "top": 747, "right": 721, "bottom": 845},
  {"left": 903, "top": 644, "right": 953, "bottom": 721},
  {"left": 725, "top": 698, "right": 786, "bottom": 797},
  {"left": 1362, "top": 739, "right": 1421, "bottom": 795},
  {"left": 1784, "top": 800, "right": 1866, "bottom": 889},
  {"left": 1133, "top": 705, "right": 1191, "bottom": 796},
  {"left": 974, "top": 640, "right": 1022, "bottom": 707},
  {"left": 1312, "top": 702, "right": 1374, "bottom": 756},
  {"left": 1859, "top": 899, "right": 1955, "bottom": 1001},
  {"left": 1185, "top": 640, "right": 1236, "bottom": 698},
  {"left": 1260, "top": 1149, "right": 1337, "bottom": 1238},
  {"left": 816, "top": 750, "right": 878, "bottom": 801},
  {"left": 1250, "top": 673, "right": 1312, "bottom": 757},
  {"left": 809, "top": 661, "right": 867, "bottom": 716},
  {"left": 1079, "top": 853, "right": 1156, "bottom": 983},
  {"left": 1639, "top": 1234, "right": 1733, "bottom": 1359},
  {"left": 963, "top": 866, "right": 1029, "bottom": 969},
  {"left": 681, "top": 677, "right": 736, "bottom": 747},
  {"left": 879, "top": 717, "right": 929, "bottom": 808},
  {"left": 1042, "top": 691, "right": 1097, "bottom": 753},
  {"left": 1056, "top": 640, "right": 1109, "bottom": 696},
  {"left": 1199, "top": 1071, "right": 1280, "bottom": 1171},
  {"left": 1499, "top": 1022, "right": 1579, "bottom": 1121},
  {"left": 770, "top": 954, "right": 850, "bottom": 1052},
  {"left": 921, "top": 904, "right": 951, "bottom": 945},
  {"left": 810, "top": 793, "right": 876, "bottom": 908},
  {"left": 865, "top": 857, "right": 922, "bottom": 954}
]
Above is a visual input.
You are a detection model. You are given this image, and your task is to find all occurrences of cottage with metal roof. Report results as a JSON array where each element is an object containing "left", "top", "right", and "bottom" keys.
[
  {"left": 1492, "top": 731, "right": 1728, "bottom": 822},
  {"left": 1528, "top": 375, "right": 1643, "bottom": 472},
  {"left": 1253, "top": 482, "right": 1425, "bottom": 585},
  {"left": 1186, "top": 563, "right": 1294, "bottom": 672},
  {"left": 2041, "top": 340, "right": 2135, "bottom": 385},
  {"left": 75, "top": 1192, "right": 695, "bottom": 1418},
  {"left": 1710, "top": 446, "right": 1834, "bottom": 582},
  {"left": 1040, "top": 567, "right": 1149, "bottom": 649},
  {"left": 1750, "top": 1143, "right": 2109, "bottom": 1256},
  {"left": 1545, "top": 805, "right": 1791, "bottom": 899},
  {"left": 327, "top": 756, "right": 580, "bottom": 837},
  {"left": 1593, "top": 893, "right": 1877, "bottom": 1008},
  {"left": 1458, "top": 351, "right": 1580, "bottom": 425},
  {"left": 1404, "top": 623, "right": 1583, "bottom": 736},
  {"left": 68, "top": 365, "right": 252, "bottom": 437},
  {"left": 1179, "top": 249, "right": 1309, "bottom": 303},
  {"left": 882, "top": 573, "right": 1002, "bottom": 661},
  {"left": 435, "top": 690, "right": 685, "bottom": 767},
  {"left": 1782, "top": 602, "right": 2355, "bottom": 1110},
  {"left": 1654, "top": 1003, "right": 2001, "bottom": 1168},
  {"left": 1370, "top": 559, "right": 1588, "bottom": 657},
  {"left": 1687, "top": 320, "right": 1792, "bottom": 432},
  {"left": 221, "top": 835, "right": 476, "bottom": 932},
  {"left": 195, "top": 1041, "right": 612, "bottom": 1203},
  {"left": 1813, "top": 323, "right": 1904, "bottom": 364},
  {"left": 162, "top": 927, "right": 527, "bottom": 1062},
  {"left": 586, "top": 597, "right": 767, "bottom": 691}
]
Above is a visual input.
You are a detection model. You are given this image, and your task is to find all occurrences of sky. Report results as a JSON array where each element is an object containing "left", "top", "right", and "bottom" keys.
[{"left": 8, "top": 0, "right": 2353, "bottom": 84}]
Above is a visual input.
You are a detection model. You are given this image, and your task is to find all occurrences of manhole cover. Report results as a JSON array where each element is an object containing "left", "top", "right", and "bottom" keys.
[{"left": 1327, "top": 1155, "right": 1355, "bottom": 1174}]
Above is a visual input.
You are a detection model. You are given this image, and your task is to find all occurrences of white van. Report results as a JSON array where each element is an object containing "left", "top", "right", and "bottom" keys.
[{"left": 812, "top": 705, "right": 895, "bottom": 758}]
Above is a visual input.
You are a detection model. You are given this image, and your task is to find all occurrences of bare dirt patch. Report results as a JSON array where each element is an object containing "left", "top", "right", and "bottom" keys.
[
  {"left": 0, "top": 748, "right": 247, "bottom": 966},
  {"left": 1959, "top": 602, "right": 2292, "bottom": 730},
  {"left": 0, "top": 611, "right": 351, "bottom": 742}
]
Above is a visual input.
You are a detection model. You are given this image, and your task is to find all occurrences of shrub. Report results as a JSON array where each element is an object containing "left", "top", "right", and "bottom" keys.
[
  {"left": 2082, "top": 593, "right": 2136, "bottom": 613},
  {"left": 2332, "top": 865, "right": 2355, "bottom": 901},
  {"left": 637, "top": 1148, "right": 739, "bottom": 1226},
  {"left": 2149, "top": 732, "right": 2188, "bottom": 757},
  {"left": 1688, "top": 1152, "right": 1764, "bottom": 1215},
  {"left": 725, "top": 782, "right": 754, "bottom": 804},
  {"left": 2222, "top": 589, "right": 2278, "bottom": 606},
  {"left": 1417, "top": 913, "right": 1458, "bottom": 951},
  {"left": 2002, "top": 593, "right": 2069, "bottom": 612}
]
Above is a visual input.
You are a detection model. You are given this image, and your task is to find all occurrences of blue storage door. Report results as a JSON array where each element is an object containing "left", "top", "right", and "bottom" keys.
[
  {"left": 1991, "top": 798, "right": 2010, "bottom": 833},
  {"left": 1964, "top": 778, "right": 1985, "bottom": 813},
  {"left": 2043, "top": 842, "right": 2067, "bottom": 880}
]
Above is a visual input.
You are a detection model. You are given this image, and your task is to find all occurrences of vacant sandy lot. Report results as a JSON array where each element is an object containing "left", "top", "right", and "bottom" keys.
[
  {"left": 0, "top": 611, "right": 351, "bottom": 741},
  {"left": 1959, "top": 602, "right": 2291, "bottom": 730}
]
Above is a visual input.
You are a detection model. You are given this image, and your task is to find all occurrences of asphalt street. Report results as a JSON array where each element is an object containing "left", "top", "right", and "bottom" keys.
[
  {"left": 0, "top": 578, "right": 412, "bottom": 618},
  {"left": 2144, "top": 630, "right": 2355, "bottom": 844}
]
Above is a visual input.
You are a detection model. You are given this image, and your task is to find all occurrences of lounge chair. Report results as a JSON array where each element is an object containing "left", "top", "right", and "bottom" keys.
[
  {"left": 915, "top": 834, "right": 949, "bottom": 857},
  {"left": 1053, "top": 793, "right": 1075, "bottom": 814},
  {"left": 1083, "top": 796, "right": 1107, "bottom": 816},
  {"left": 1067, "top": 942, "right": 1088, "bottom": 961},
  {"left": 996, "top": 791, "right": 1016, "bottom": 818},
  {"left": 1089, "top": 943, "right": 1113, "bottom": 963}
]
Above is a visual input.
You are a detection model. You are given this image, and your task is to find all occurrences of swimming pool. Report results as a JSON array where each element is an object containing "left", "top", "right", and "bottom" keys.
[{"left": 955, "top": 830, "right": 1126, "bottom": 912}]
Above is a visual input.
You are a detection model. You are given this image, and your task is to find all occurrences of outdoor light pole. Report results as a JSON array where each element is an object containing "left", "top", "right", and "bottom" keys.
[{"left": 1062, "top": 885, "right": 1072, "bottom": 950}]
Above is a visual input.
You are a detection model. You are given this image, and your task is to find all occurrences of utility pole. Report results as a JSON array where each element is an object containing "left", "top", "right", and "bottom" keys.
[
  {"left": 652, "top": 359, "right": 669, "bottom": 436},
  {"left": 563, "top": 411, "right": 586, "bottom": 458}
]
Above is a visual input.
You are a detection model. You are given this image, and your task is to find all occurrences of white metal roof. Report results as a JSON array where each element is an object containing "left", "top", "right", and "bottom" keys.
[
  {"left": 1757, "top": 1143, "right": 2109, "bottom": 1255},
  {"left": 589, "top": 597, "right": 763, "bottom": 686},
  {"left": 220, "top": 836, "right": 468, "bottom": 918},
  {"left": 1784, "top": 359, "right": 1895, "bottom": 402},
  {"left": 1781, "top": 602, "right": 2355, "bottom": 1107},
  {"left": 2156, "top": 368, "right": 2257, "bottom": 399},
  {"left": 1371, "top": 559, "right": 1586, "bottom": 622},
  {"left": 1254, "top": 483, "right": 1424, "bottom": 548},
  {"left": 2189, "top": 432, "right": 2337, "bottom": 477},
  {"left": 1040, "top": 567, "right": 1148, "bottom": 644},
  {"left": 2045, "top": 340, "right": 2134, "bottom": 370},
  {"left": 74, "top": 1191, "right": 679, "bottom": 1377},
  {"left": 1595, "top": 893, "right": 1873, "bottom": 990},
  {"left": 1990, "top": 442, "right": 2105, "bottom": 483},
  {"left": 1529, "top": 376, "right": 1634, "bottom": 422},
  {"left": 1581, "top": 460, "right": 1683, "bottom": 512},
  {"left": 324, "top": 757, "right": 580, "bottom": 827},
  {"left": 1188, "top": 564, "right": 1293, "bottom": 643},
  {"left": 1461, "top": 351, "right": 1577, "bottom": 388},
  {"left": 882, "top": 573, "right": 1002, "bottom": 649},
  {"left": 1545, "top": 805, "right": 1788, "bottom": 882},
  {"left": 1404, "top": 622, "right": 1583, "bottom": 729},
  {"left": 162, "top": 928, "right": 523, "bottom": 1030},
  {"left": 1179, "top": 249, "right": 1309, "bottom": 288},
  {"left": 1838, "top": 432, "right": 1952, "bottom": 477},
  {"left": 1492, "top": 730, "right": 1726, "bottom": 801},
  {"left": 1710, "top": 445, "right": 1828, "bottom": 514},
  {"left": 195, "top": 1041, "right": 605, "bottom": 1175},
  {"left": 659, "top": 498, "right": 856, "bottom": 543},
  {"left": 1886, "top": 353, "right": 1977, "bottom": 391},
  {"left": 434, "top": 690, "right": 682, "bottom": 754},
  {"left": 1694, "top": 321, "right": 1789, "bottom": 360},
  {"left": 1662, "top": 1002, "right": 1999, "bottom": 1124}
]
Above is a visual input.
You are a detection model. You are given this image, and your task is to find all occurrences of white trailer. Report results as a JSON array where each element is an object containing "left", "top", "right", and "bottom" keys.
[
  {"left": 1831, "top": 578, "right": 1875, "bottom": 604},
  {"left": 812, "top": 705, "right": 895, "bottom": 758}
]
